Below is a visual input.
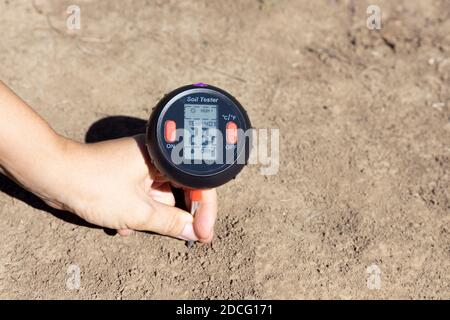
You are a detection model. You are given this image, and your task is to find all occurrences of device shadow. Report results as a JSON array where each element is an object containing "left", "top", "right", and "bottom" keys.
[
  {"left": 84, "top": 115, "right": 147, "bottom": 143},
  {"left": 0, "top": 116, "right": 186, "bottom": 236}
]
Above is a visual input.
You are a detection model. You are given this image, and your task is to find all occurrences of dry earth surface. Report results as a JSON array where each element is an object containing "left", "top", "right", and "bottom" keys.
[{"left": 0, "top": 0, "right": 449, "bottom": 299}]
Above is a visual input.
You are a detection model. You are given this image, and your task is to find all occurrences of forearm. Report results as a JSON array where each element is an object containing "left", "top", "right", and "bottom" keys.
[
  {"left": 0, "top": 81, "right": 69, "bottom": 201},
  {"left": 0, "top": 81, "right": 213, "bottom": 240}
]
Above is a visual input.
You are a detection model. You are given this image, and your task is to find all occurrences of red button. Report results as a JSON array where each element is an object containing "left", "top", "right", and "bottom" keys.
[
  {"left": 226, "top": 121, "right": 238, "bottom": 144},
  {"left": 164, "top": 120, "right": 176, "bottom": 143}
]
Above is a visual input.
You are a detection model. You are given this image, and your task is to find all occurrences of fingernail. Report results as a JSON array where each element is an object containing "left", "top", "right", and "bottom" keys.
[{"left": 179, "top": 223, "right": 198, "bottom": 241}]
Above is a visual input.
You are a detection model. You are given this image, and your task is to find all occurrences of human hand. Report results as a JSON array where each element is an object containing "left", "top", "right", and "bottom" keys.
[
  {"left": 37, "top": 135, "right": 218, "bottom": 242},
  {"left": 0, "top": 81, "right": 217, "bottom": 242}
]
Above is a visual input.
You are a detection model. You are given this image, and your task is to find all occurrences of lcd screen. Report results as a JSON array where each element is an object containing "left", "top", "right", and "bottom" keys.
[{"left": 183, "top": 104, "right": 218, "bottom": 161}]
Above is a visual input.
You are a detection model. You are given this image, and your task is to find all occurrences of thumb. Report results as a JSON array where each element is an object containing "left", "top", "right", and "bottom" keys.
[{"left": 131, "top": 199, "right": 198, "bottom": 241}]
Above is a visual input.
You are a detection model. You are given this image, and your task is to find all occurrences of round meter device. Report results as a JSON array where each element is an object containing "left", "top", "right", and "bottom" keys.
[{"left": 146, "top": 83, "right": 252, "bottom": 189}]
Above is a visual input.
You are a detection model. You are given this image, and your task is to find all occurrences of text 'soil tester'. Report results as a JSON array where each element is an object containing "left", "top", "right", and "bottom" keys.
[{"left": 146, "top": 83, "right": 253, "bottom": 247}]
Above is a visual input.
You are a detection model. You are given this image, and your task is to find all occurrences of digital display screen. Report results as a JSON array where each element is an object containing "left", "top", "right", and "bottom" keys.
[{"left": 184, "top": 104, "right": 218, "bottom": 161}]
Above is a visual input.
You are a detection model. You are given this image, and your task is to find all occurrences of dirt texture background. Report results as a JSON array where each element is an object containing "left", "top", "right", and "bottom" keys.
[{"left": 0, "top": 0, "right": 449, "bottom": 299}]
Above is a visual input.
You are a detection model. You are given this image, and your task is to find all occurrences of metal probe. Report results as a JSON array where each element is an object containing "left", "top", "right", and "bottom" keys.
[
  {"left": 187, "top": 190, "right": 202, "bottom": 248},
  {"left": 187, "top": 201, "right": 199, "bottom": 248}
]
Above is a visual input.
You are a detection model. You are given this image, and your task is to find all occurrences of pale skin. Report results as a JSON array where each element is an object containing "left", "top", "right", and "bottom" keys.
[{"left": 0, "top": 81, "right": 217, "bottom": 242}]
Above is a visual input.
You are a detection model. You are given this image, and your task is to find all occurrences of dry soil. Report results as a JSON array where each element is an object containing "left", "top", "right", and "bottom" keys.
[{"left": 0, "top": 0, "right": 449, "bottom": 299}]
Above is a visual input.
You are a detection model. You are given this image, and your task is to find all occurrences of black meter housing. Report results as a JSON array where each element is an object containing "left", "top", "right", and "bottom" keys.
[{"left": 146, "top": 84, "right": 252, "bottom": 189}]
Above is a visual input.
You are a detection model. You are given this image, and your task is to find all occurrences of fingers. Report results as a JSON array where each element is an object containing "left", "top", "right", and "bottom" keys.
[
  {"left": 124, "top": 188, "right": 217, "bottom": 243},
  {"left": 149, "top": 182, "right": 175, "bottom": 206},
  {"left": 191, "top": 189, "right": 218, "bottom": 243},
  {"left": 131, "top": 200, "right": 198, "bottom": 241},
  {"left": 117, "top": 228, "right": 133, "bottom": 236}
]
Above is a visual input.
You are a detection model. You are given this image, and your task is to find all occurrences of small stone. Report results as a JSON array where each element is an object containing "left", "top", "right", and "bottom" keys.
[{"left": 432, "top": 102, "right": 446, "bottom": 110}]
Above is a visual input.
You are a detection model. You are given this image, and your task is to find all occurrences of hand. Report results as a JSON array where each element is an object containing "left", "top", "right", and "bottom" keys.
[
  {"left": 0, "top": 81, "right": 217, "bottom": 242},
  {"left": 37, "top": 135, "right": 218, "bottom": 242}
]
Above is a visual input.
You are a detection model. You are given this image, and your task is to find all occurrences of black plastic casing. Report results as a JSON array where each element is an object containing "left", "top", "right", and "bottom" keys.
[{"left": 146, "top": 84, "right": 252, "bottom": 189}]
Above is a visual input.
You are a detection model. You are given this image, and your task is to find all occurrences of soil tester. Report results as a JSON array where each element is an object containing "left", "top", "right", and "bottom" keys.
[{"left": 146, "top": 83, "right": 252, "bottom": 247}]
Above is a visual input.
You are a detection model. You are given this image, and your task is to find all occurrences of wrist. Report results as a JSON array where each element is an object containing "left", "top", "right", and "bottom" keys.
[
  {"left": 5, "top": 132, "right": 78, "bottom": 209},
  {"left": 0, "top": 81, "right": 85, "bottom": 211},
  {"left": 36, "top": 135, "right": 82, "bottom": 210}
]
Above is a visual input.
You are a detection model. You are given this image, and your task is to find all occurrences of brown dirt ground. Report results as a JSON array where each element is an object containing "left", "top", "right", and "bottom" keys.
[{"left": 0, "top": 0, "right": 449, "bottom": 299}]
